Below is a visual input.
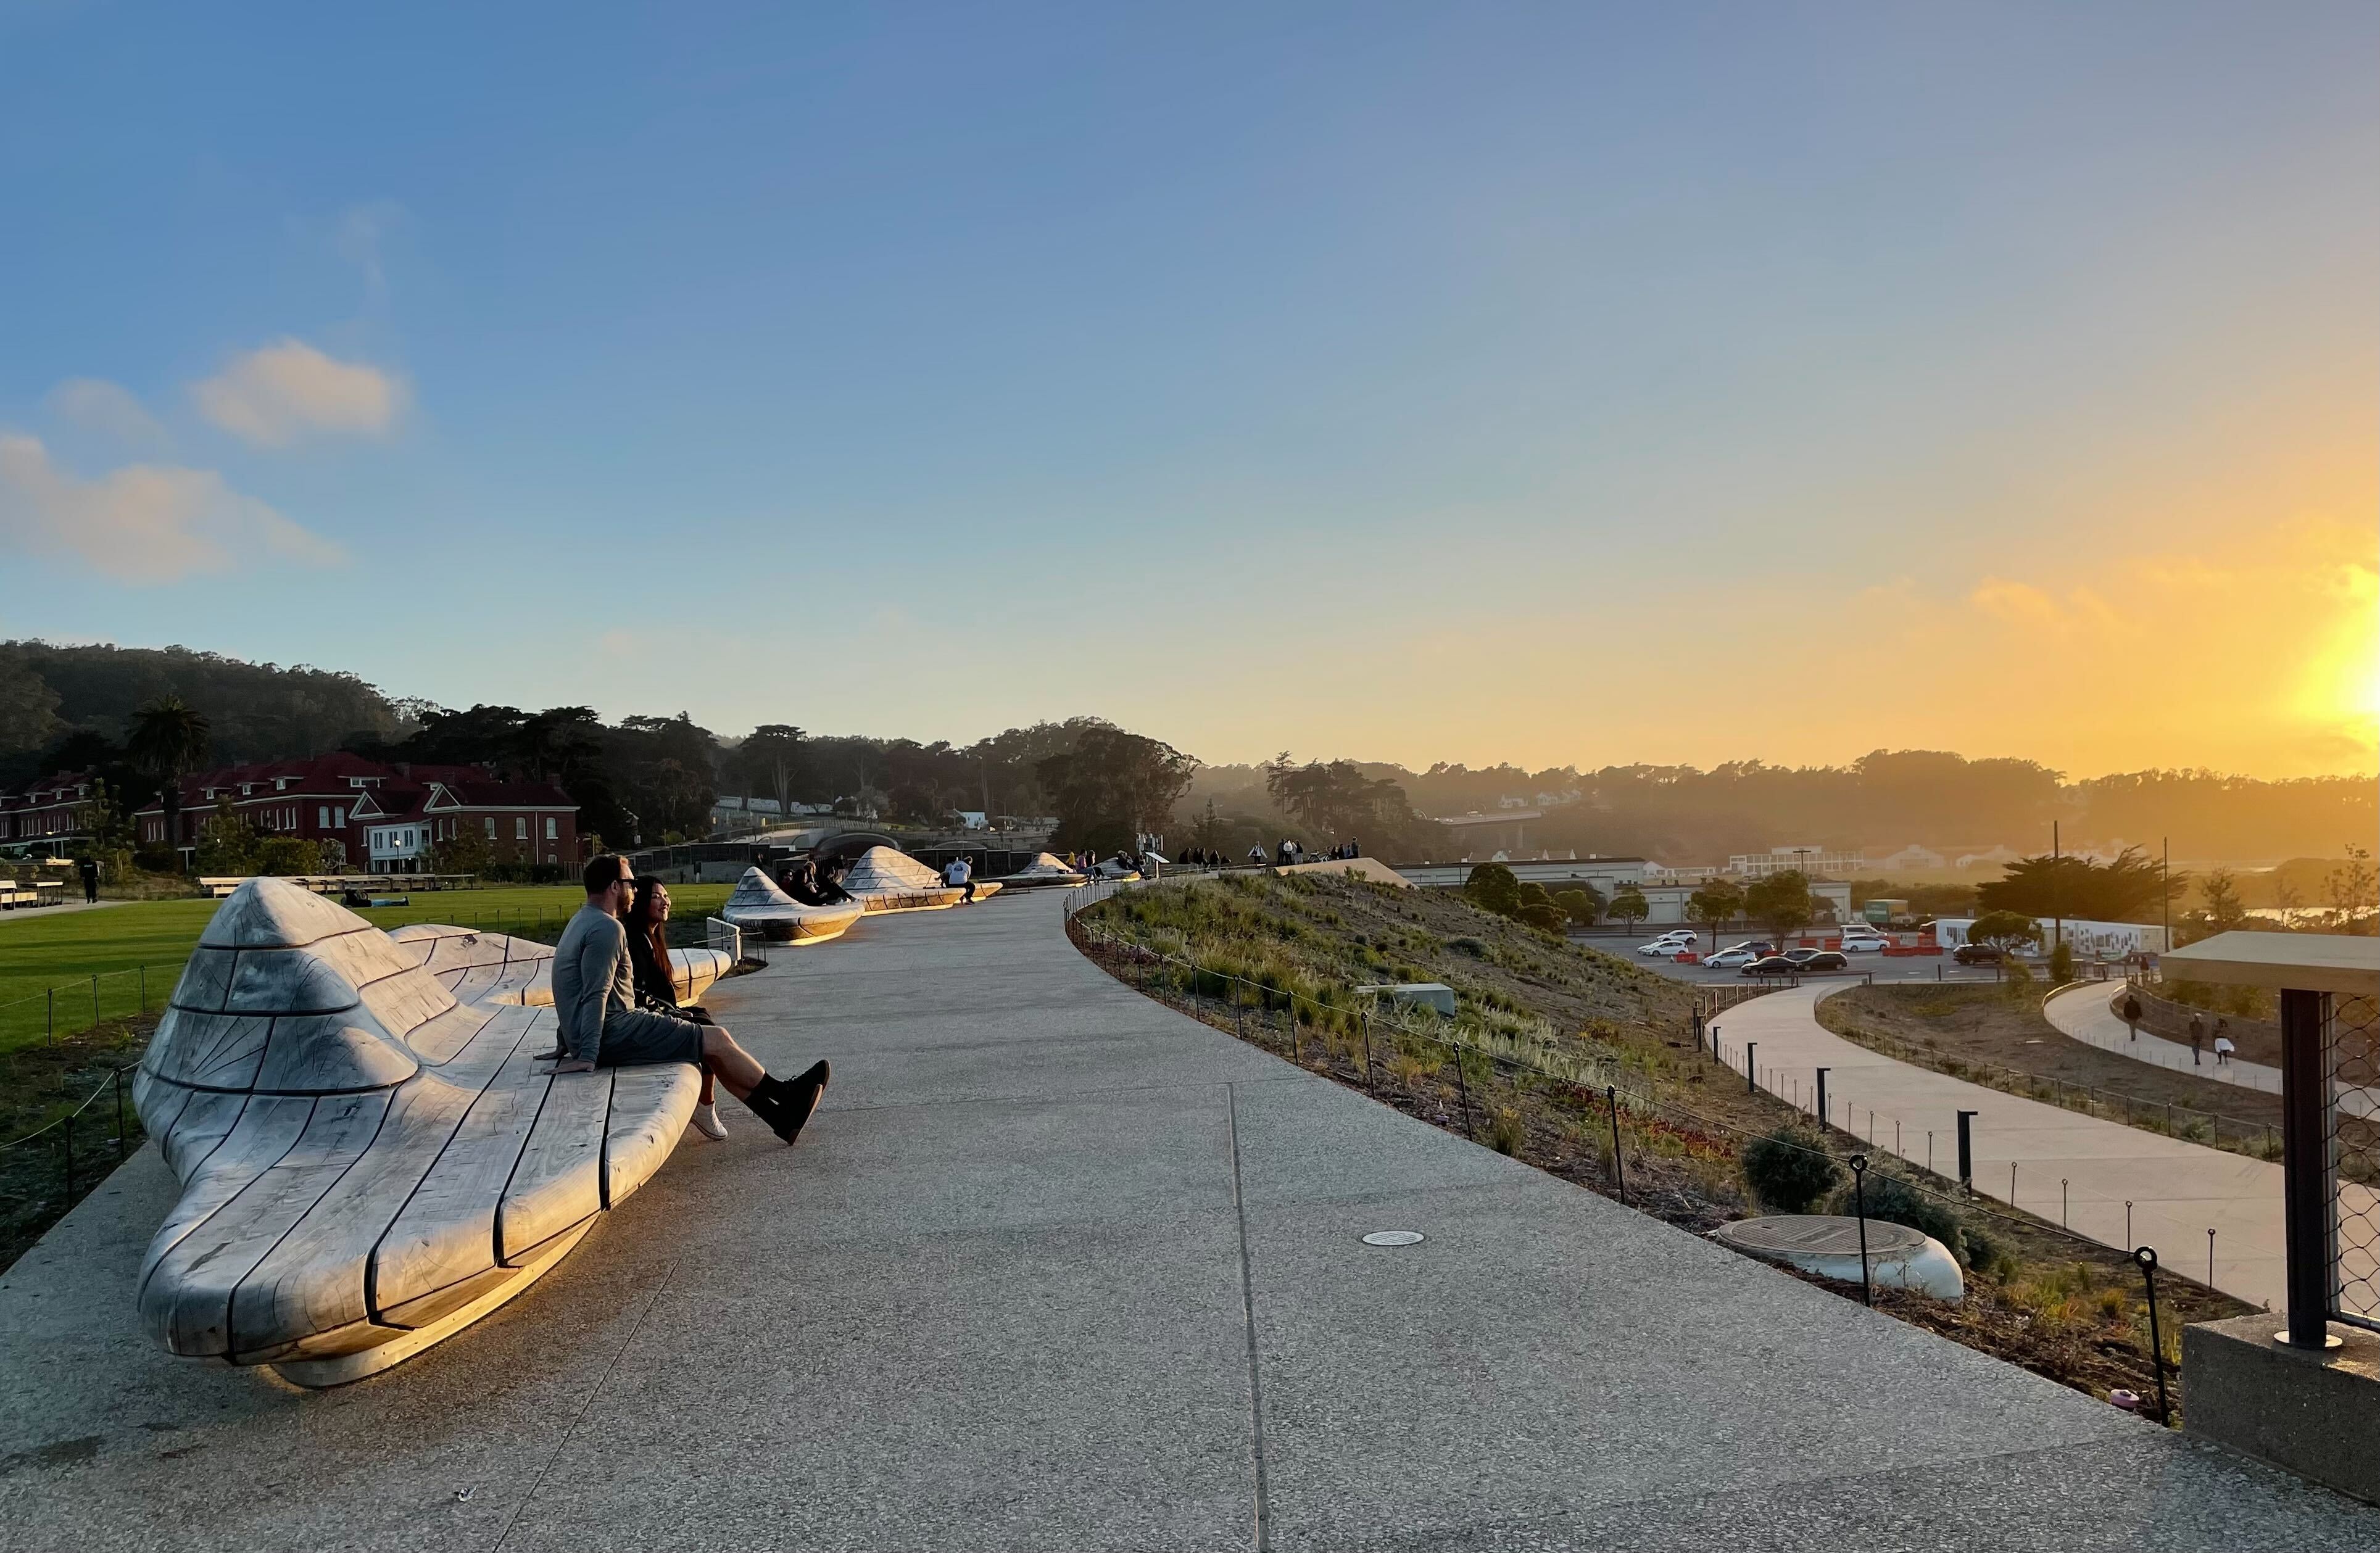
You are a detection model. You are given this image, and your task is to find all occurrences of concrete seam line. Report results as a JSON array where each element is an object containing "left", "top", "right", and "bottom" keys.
[
  {"left": 1226, "top": 1082, "right": 1274, "bottom": 1551},
  {"left": 490, "top": 1253, "right": 682, "bottom": 1553}
]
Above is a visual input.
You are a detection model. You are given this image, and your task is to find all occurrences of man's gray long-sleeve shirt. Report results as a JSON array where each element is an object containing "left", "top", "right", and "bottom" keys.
[{"left": 552, "top": 903, "right": 634, "bottom": 1062}]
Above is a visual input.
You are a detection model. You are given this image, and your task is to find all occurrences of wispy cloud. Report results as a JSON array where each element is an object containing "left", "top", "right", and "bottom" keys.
[
  {"left": 44, "top": 377, "right": 165, "bottom": 447},
  {"left": 0, "top": 433, "right": 345, "bottom": 583},
  {"left": 191, "top": 339, "right": 407, "bottom": 448}
]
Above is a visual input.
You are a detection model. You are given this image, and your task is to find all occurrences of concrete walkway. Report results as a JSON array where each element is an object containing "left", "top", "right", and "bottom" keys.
[
  {"left": 2046, "top": 983, "right": 2283, "bottom": 1098},
  {"left": 1712, "top": 987, "right": 2291, "bottom": 1307},
  {"left": 2, "top": 896, "right": 2375, "bottom": 1549}
]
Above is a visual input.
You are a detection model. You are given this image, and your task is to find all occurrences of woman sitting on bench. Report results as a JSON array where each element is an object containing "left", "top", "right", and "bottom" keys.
[{"left": 625, "top": 877, "right": 728, "bottom": 1140}]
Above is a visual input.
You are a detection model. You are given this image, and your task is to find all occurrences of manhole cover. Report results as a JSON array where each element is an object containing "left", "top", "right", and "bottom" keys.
[
  {"left": 1716, "top": 1215, "right": 1928, "bottom": 1257},
  {"left": 1361, "top": 1230, "right": 1424, "bottom": 1247}
]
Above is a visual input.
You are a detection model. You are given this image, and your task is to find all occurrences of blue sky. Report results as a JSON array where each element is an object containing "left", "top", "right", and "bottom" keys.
[{"left": 2, "top": 2, "right": 2374, "bottom": 775}]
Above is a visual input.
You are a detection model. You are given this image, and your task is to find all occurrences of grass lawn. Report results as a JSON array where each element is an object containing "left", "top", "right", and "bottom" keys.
[{"left": 0, "top": 882, "right": 732, "bottom": 1052}]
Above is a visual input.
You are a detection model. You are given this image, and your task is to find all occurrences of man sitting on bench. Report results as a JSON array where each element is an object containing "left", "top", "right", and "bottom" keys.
[{"left": 549, "top": 855, "right": 829, "bottom": 1145}]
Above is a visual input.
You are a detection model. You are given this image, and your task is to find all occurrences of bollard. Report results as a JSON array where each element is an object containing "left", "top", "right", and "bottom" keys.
[
  {"left": 2126, "top": 1201, "right": 2133, "bottom": 1246},
  {"left": 2208, "top": 1227, "right": 2216, "bottom": 1286},
  {"left": 2134, "top": 1246, "right": 2172, "bottom": 1426},
  {"left": 1955, "top": 1110, "right": 1976, "bottom": 1193},
  {"left": 1816, "top": 1067, "right": 1830, "bottom": 1129},
  {"left": 1848, "top": 1154, "right": 1873, "bottom": 1306},
  {"left": 1607, "top": 1085, "right": 1626, "bottom": 1205},
  {"left": 2062, "top": 1178, "right": 2068, "bottom": 1227},
  {"left": 1744, "top": 1042, "right": 1757, "bottom": 1094}
]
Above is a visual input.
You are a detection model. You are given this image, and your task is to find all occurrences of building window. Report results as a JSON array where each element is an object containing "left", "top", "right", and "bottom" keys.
[
  {"left": 545, "top": 816, "right": 557, "bottom": 840},
  {"left": 516, "top": 817, "right": 529, "bottom": 841},
  {"left": 484, "top": 816, "right": 497, "bottom": 839}
]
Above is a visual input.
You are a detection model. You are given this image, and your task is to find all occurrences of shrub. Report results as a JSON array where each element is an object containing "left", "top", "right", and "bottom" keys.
[
  {"left": 2047, "top": 940, "right": 2075, "bottom": 985},
  {"left": 1837, "top": 1170, "right": 1965, "bottom": 1264},
  {"left": 1449, "top": 935, "right": 1488, "bottom": 957},
  {"left": 1488, "top": 1107, "right": 1525, "bottom": 1156},
  {"left": 1741, "top": 1125, "right": 1844, "bottom": 1213},
  {"left": 255, "top": 836, "right": 319, "bottom": 876},
  {"left": 1517, "top": 902, "right": 1566, "bottom": 935}
]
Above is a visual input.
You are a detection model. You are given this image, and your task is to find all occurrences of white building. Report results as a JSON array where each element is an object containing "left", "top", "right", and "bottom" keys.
[
  {"left": 1866, "top": 843, "right": 1947, "bottom": 872},
  {"left": 1727, "top": 846, "right": 1864, "bottom": 880}
]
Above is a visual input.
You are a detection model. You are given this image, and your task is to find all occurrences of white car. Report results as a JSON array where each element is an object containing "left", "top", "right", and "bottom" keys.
[
  {"left": 1636, "top": 933, "right": 1698, "bottom": 956},
  {"left": 1838, "top": 932, "right": 1892, "bottom": 953},
  {"left": 1703, "top": 946, "right": 1762, "bottom": 969}
]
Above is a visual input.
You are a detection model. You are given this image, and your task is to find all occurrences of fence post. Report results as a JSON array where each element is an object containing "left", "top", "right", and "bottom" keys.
[
  {"left": 2134, "top": 1246, "right": 2172, "bottom": 1427},
  {"left": 48, "top": 985, "right": 54, "bottom": 1043},
  {"left": 1607, "top": 1085, "right": 1626, "bottom": 1205},
  {"left": 1815, "top": 1067, "right": 1829, "bottom": 1129},
  {"left": 1744, "top": 1041, "right": 1757, "bottom": 1093},
  {"left": 1848, "top": 1154, "right": 1872, "bottom": 1306},
  {"left": 2278, "top": 988, "right": 2334, "bottom": 1349},
  {"left": 1359, "top": 1013, "right": 1375, "bottom": 1097},
  {"left": 114, "top": 1067, "right": 126, "bottom": 1155},
  {"left": 92, "top": 973, "right": 100, "bottom": 1031},
  {"left": 1452, "top": 1043, "right": 1475, "bottom": 1140},
  {"left": 62, "top": 1112, "right": 74, "bottom": 1198}
]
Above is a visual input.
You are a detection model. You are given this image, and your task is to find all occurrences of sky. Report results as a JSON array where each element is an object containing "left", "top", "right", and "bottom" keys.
[{"left": 2, "top": 2, "right": 2374, "bottom": 779}]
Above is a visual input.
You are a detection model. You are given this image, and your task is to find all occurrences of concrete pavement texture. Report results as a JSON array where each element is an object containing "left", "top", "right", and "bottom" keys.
[{"left": 2, "top": 893, "right": 2376, "bottom": 1549}]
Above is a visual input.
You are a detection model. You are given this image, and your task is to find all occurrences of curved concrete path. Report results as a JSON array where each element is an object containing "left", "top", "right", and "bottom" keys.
[
  {"left": 2, "top": 895, "right": 2374, "bottom": 1549},
  {"left": 2045, "top": 983, "right": 2283, "bottom": 1098}
]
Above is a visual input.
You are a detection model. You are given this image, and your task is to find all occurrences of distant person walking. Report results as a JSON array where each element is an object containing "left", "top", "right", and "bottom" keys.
[
  {"left": 2189, "top": 1013, "right": 2205, "bottom": 1066},
  {"left": 2121, "top": 992, "right": 2142, "bottom": 1042}
]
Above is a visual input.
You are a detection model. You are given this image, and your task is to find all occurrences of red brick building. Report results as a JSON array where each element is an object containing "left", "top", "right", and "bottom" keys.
[
  {"left": 349, "top": 770, "right": 581, "bottom": 874},
  {"left": 122, "top": 753, "right": 583, "bottom": 874},
  {"left": 0, "top": 771, "right": 102, "bottom": 855}
]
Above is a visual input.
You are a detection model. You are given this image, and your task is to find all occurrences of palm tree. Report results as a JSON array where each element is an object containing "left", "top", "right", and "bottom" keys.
[{"left": 125, "top": 695, "right": 211, "bottom": 871}]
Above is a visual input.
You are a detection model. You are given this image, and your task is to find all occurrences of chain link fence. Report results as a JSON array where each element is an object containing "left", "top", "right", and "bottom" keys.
[{"left": 2329, "top": 993, "right": 2380, "bottom": 1331}]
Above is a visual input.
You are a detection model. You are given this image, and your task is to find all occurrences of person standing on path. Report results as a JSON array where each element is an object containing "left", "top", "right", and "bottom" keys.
[
  {"left": 2189, "top": 1013, "right": 2205, "bottom": 1066},
  {"left": 551, "top": 854, "right": 829, "bottom": 1145},
  {"left": 2122, "top": 991, "right": 2142, "bottom": 1042},
  {"left": 78, "top": 858, "right": 98, "bottom": 904}
]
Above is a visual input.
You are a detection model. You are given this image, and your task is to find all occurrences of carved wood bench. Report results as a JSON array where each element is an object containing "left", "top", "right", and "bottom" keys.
[{"left": 132, "top": 879, "right": 731, "bottom": 1387}]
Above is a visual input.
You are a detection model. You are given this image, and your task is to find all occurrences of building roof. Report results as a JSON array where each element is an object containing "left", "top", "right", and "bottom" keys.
[{"left": 2160, "top": 931, "right": 2380, "bottom": 998}]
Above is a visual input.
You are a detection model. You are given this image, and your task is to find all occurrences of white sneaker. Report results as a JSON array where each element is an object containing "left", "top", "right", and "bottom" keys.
[{"left": 692, "top": 1101, "right": 729, "bottom": 1141}]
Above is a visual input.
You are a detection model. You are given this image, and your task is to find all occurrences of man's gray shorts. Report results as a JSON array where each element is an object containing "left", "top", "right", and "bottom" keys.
[{"left": 598, "top": 1008, "right": 706, "bottom": 1068}]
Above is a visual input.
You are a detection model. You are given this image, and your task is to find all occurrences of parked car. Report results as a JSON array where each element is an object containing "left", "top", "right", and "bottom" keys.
[
  {"left": 1636, "top": 935, "right": 1697, "bottom": 956},
  {"left": 1741, "top": 956, "right": 1803, "bottom": 977},
  {"left": 1838, "top": 932, "right": 1891, "bottom": 953},
  {"left": 1782, "top": 948, "right": 1824, "bottom": 966},
  {"left": 1702, "top": 947, "right": 1762, "bottom": 969},
  {"left": 1799, "top": 951, "right": 1850, "bottom": 972},
  {"left": 1954, "top": 943, "right": 2011, "bottom": 966}
]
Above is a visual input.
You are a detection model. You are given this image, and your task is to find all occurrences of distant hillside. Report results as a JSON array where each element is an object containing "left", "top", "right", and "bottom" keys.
[
  {"left": 1188, "top": 751, "right": 2376, "bottom": 867},
  {"left": 0, "top": 642, "right": 410, "bottom": 785}
]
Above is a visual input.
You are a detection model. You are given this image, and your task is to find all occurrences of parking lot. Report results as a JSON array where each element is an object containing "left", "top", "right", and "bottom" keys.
[{"left": 1572, "top": 929, "right": 2017, "bottom": 988}]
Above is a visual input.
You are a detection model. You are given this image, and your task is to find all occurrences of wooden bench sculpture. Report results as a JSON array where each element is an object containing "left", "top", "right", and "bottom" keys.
[
  {"left": 987, "top": 851, "right": 1090, "bottom": 889},
  {"left": 840, "top": 845, "right": 1002, "bottom": 913},
  {"left": 719, "top": 866, "right": 865, "bottom": 944},
  {"left": 131, "top": 879, "right": 731, "bottom": 1388}
]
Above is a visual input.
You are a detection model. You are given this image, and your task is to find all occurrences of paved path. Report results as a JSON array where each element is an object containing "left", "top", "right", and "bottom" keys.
[
  {"left": 2046, "top": 983, "right": 2283, "bottom": 1097},
  {"left": 1712, "top": 987, "right": 2288, "bottom": 1307},
  {"left": 3, "top": 896, "right": 2375, "bottom": 1549},
  {"left": 0, "top": 898, "right": 126, "bottom": 926}
]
